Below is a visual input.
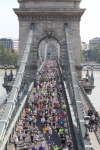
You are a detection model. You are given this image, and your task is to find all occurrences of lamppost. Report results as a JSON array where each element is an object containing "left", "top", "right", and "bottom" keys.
[
  {"left": 90, "top": 66, "right": 94, "bottom": 86},
  {"left": 10, "top": 64, "right": 13, "bottom": 81},
  {"left": 84, "top": 116, "right": 90, "bottom": 138},
  {"left": 4, "top": 66, "right": 8, "bottom": 84},
  {"left": 4, "top": 66, "right": 7, "bottom": 75},
  {"left": 26, "top": 73, "right": 30, "bottom": 88}
]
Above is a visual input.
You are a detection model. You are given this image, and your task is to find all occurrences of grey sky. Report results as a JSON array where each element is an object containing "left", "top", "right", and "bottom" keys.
[{"left": 0, "top": 0, "right": 100, "bottom": 44}]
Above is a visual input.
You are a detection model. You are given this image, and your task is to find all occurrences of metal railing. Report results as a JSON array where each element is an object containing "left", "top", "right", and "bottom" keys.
[
  {"left": 64, "top": 23, "right": 94, "bottom": 150},
  {"left": 0, "top": 94, "right": 7, "bottom": 110},
  {"left": 0, "top": 58, "right": 45, "bottom": 150},
  {"left": 0, "top": 23, "right": 34, "bottom": 148},
  {"left": 58, "top": 61, "right": 79, "bottom": 150},
  {"left": 0, "top": 82, "right": 34, "bottom": 150},
  {"left": 79, "top": 84, "right": 100, "bottom": 144}
]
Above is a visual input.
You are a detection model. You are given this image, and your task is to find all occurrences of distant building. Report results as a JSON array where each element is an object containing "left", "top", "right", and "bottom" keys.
[
  {"left": 13, "top": 39, "right": 19, "bottom": 51},
  {"left": 0, "top": 38, "right": 19, "bottom": 51},
  {"left": 0, "top": 38, "right": 13, "bottom": 50},
  {"left": 81, "top": 42, "right": 89, "bottom": 51},
  {"left": 89, "top": 37, "right": 100, "bottom": 50}
]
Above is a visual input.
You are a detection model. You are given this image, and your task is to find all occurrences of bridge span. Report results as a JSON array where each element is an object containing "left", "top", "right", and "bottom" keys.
[{"left": 0, "top": 23, "right": 100, "bottom": 150}]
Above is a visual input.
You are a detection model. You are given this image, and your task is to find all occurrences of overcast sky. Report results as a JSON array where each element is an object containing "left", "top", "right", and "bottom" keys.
[{"left": 0, "top": 0, "right": 100, "bottom": 44}]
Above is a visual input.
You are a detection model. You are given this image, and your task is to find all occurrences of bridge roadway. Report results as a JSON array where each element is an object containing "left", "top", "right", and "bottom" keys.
[
  {"left": 7, "top": 60, "right": 75, "bottom": 150},
  {"left": 80, "top": 85, "right": 100, "bottom": 149}
]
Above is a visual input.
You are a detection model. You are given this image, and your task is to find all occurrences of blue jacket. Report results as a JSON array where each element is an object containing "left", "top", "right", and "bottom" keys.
[
  {"left": 32, "top": 148, "right": 37, "bottom": 150},
  {"left": 39, "top": 147, "right": 45, "bottom": 150}
]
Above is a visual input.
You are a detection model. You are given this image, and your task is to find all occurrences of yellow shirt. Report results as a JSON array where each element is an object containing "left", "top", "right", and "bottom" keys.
[
  {"left": 32, "top": 115, "right": 34, "bottom": 119},
  {"left": 43, "top": 127, "right": 47, "bottom": 132}
]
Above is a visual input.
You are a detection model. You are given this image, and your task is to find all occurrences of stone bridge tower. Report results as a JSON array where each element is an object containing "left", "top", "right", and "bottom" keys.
[{"left": 14, "top": 0, "right": 85, "bottom": 79}]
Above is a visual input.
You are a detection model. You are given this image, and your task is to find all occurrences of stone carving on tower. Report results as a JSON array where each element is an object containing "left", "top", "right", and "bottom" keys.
[{"left": 43, "top": 22, "right": 55, "bottom": 38}]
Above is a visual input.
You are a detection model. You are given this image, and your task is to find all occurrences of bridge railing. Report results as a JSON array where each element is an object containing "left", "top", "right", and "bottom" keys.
[
  {"left": 79, "top": 83, "right": 100, "bottom": 126},
  {"left": 64, "top": 23, "right": 94, "bottom": 150},
  {"left": 0, "top": 82, "right": 34, "bottom": 150},
  {"left": 79, "top": 84, "right": 96, "bottom": 112},
  {"left": 0, "top": 94, "right": 7, "bottom": 110},
  {"left": 0, "top": 58, "right": 45, "bottom": 150},
  {"left": 58, "top": 61, "right": 79, "bottom": 149},
  {"left": 0, "top": 23, "right": 34, "bottom": 148}
]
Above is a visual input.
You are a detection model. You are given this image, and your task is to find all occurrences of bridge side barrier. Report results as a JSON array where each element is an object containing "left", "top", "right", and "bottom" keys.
[
  {"left": 58, "top": 61, "right": 80, "bottom": 150},
  {"left": 64, "top": 23, "right": 94, "bottom": 150},
  {"left": 0, "top": 94, "right": 7, "bottom": 110},
  {"left": 79, "top": 84, "right": 95, "bottom": 112},
  {"left": 0, "top": 82, "right": 34, "bottom": 150},
  {"left": 79, "top": 84, "right": 100, "bottom": 122},
  {"left": 0, "top": 23, "right": 34, "bottom": 146},
  {"left": 0, "top": 57, "right": 45, "bottom": 150}
]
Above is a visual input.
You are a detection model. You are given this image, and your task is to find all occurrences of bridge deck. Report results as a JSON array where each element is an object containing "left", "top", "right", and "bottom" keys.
[{"left": 8, "top": 60, "right": 74, "bottom": 150}]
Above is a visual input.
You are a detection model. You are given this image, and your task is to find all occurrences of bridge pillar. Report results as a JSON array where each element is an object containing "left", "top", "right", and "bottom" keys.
[{"left": 14, "top": 0, "right": 85, "bottom": 80}]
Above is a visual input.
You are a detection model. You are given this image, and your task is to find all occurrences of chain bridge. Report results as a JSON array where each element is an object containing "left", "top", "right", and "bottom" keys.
[{"left": 0, "top": 0, "right": 100, "bottom": 150}]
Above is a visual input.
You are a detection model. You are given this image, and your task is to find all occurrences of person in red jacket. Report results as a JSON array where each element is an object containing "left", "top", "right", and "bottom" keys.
[{"left": 25, "top": 108, "right": 28, "bottom": 115}]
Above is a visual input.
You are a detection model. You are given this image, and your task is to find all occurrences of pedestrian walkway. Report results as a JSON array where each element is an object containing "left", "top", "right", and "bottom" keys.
[
  {"left": 8, "top": 60, "right": 73, "bottom": 150},
  {"left": 80, "top": 87, "right": 100, "bottom": 149}
]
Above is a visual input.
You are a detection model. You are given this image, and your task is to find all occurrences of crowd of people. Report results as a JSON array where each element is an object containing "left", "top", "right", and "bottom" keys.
[
  {"left": 13, "top": 61, "right": 72, "bottom": 150},
  {"left": 88, "top": 109, "right": 99, "bottom": 132}
]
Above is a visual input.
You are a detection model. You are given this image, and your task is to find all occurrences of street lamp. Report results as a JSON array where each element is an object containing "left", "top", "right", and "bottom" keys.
[
  {"left": 5, "top": 65, "right": 7, "bottom": 72},
  {"left": 84, "top": 116, "right": 90, "bottom": 138},
  {"left": 4, "top": 65, "right": 8, "bottom": 82}
]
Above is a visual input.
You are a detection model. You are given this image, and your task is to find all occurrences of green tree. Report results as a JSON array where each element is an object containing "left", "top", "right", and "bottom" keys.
[
  {"left": 83, "top": 43, "right": 100, "bottom": 63},
  {"left": 0, "top": 44, "right": 18, "bottom": 66},
  {"left": 81, "top": 50, "right": 85, "bottom": 62},
  {"left": 94, "top": 44, "right": 100, "bottom": 63}
]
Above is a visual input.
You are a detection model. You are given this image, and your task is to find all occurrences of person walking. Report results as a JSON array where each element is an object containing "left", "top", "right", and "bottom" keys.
[
  {"left": 52, "top": 144, "right": 61, "bottom": 150},
  {"left": 39, "top": 144, "right": 45, "bottom": 150},
  {"left": 17, "top": 130, "right": 21, "bottom": 142},
  {"left": 95, "top": 117, "right": 99, "bottom": 132},
  {"left": 43, "top": 125, "right": 47, "bottom": 139},
  {"left": 59, "top": 127, "right": 64, "bottom": 137},
  {"left": 32, "top": 145, "right": 37, "bottom": 150},
  {"left": 23, "top": 146, "right": 28, "bottom": 150},
  {"left": 62, "top": 145, "right": 68, "bottom": 150},
  {"left": 66, "top": 137, "right": 72, "bottom": 150},
  {"left": 14, "top": 136, "right": 18, "bottom": 150},
  {"left": 47, "top": 135, "right": 53, "bottom": 150},
  {"left": 22, "top": 130, "right": 26, "bottom": 143},
  {"left": 30, "top": 129, "right": 34, "bottom": 143},
  {"left": 61, "top": 134, "right": 66, "bottom": 146}
]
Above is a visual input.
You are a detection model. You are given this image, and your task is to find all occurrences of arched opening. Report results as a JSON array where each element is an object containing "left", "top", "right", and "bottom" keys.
[{"left": 38, "top": 38, "right": 60, "bottom": 61}]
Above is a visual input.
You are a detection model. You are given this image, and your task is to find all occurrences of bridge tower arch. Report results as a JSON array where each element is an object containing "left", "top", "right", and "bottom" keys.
[
  {"left": 14, "top": 0, "right": 85, "bottom": 80},
  {"left": 38, "top": 38, "right": 60, "bottom": 61}
]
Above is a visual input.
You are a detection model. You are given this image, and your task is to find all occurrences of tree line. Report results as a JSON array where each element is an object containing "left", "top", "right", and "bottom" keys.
[
  {"left": 81, "top": 44, "right": 100, "bottom": 63},
  {"left": 0, "top": 44, "right": 18, "bottom": 66}
]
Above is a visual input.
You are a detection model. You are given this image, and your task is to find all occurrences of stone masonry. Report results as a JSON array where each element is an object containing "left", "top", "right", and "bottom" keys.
[{"left": 14, "top": 0, "right": 85, "bottom": 79}]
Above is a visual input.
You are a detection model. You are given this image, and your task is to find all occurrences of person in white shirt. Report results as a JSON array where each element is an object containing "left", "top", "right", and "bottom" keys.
[
  {"left": 14, "top": 136, "right": 18, "bottom": 150},
  {"left": 34, "top": 132, "right": 39, "bottom": 145},
  {"left": 91, "top": 114, "right": 95, "bottom": 120},
  {"left": 48, "top": 127, "right": 52, "bottom": 136},
  {"left": 22, "top": 130, "right": 26, "bottom": 143},
  {"left": 34, "top": 110, "right": 37, "bottom": 116},
  {"left": 33, "top": 117, "right": 37, "bottom": 127},
  {"left": 35, "top": 93, "right": 38, "bottom": 98},
  {"left": 17, "top": 130, "right": 22, "bottom": 141},
  {"left": 62, "top": 145, "right": 68, "bottom": 150},
  {"left": 41, "top": 117, "right": 45, "bottom": 124},
  {"left": 37, "top": 85, "right": 39, "bottom": 91},
  {"left": 31, "top": 98, "right": 34, "bottom": 106}
]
